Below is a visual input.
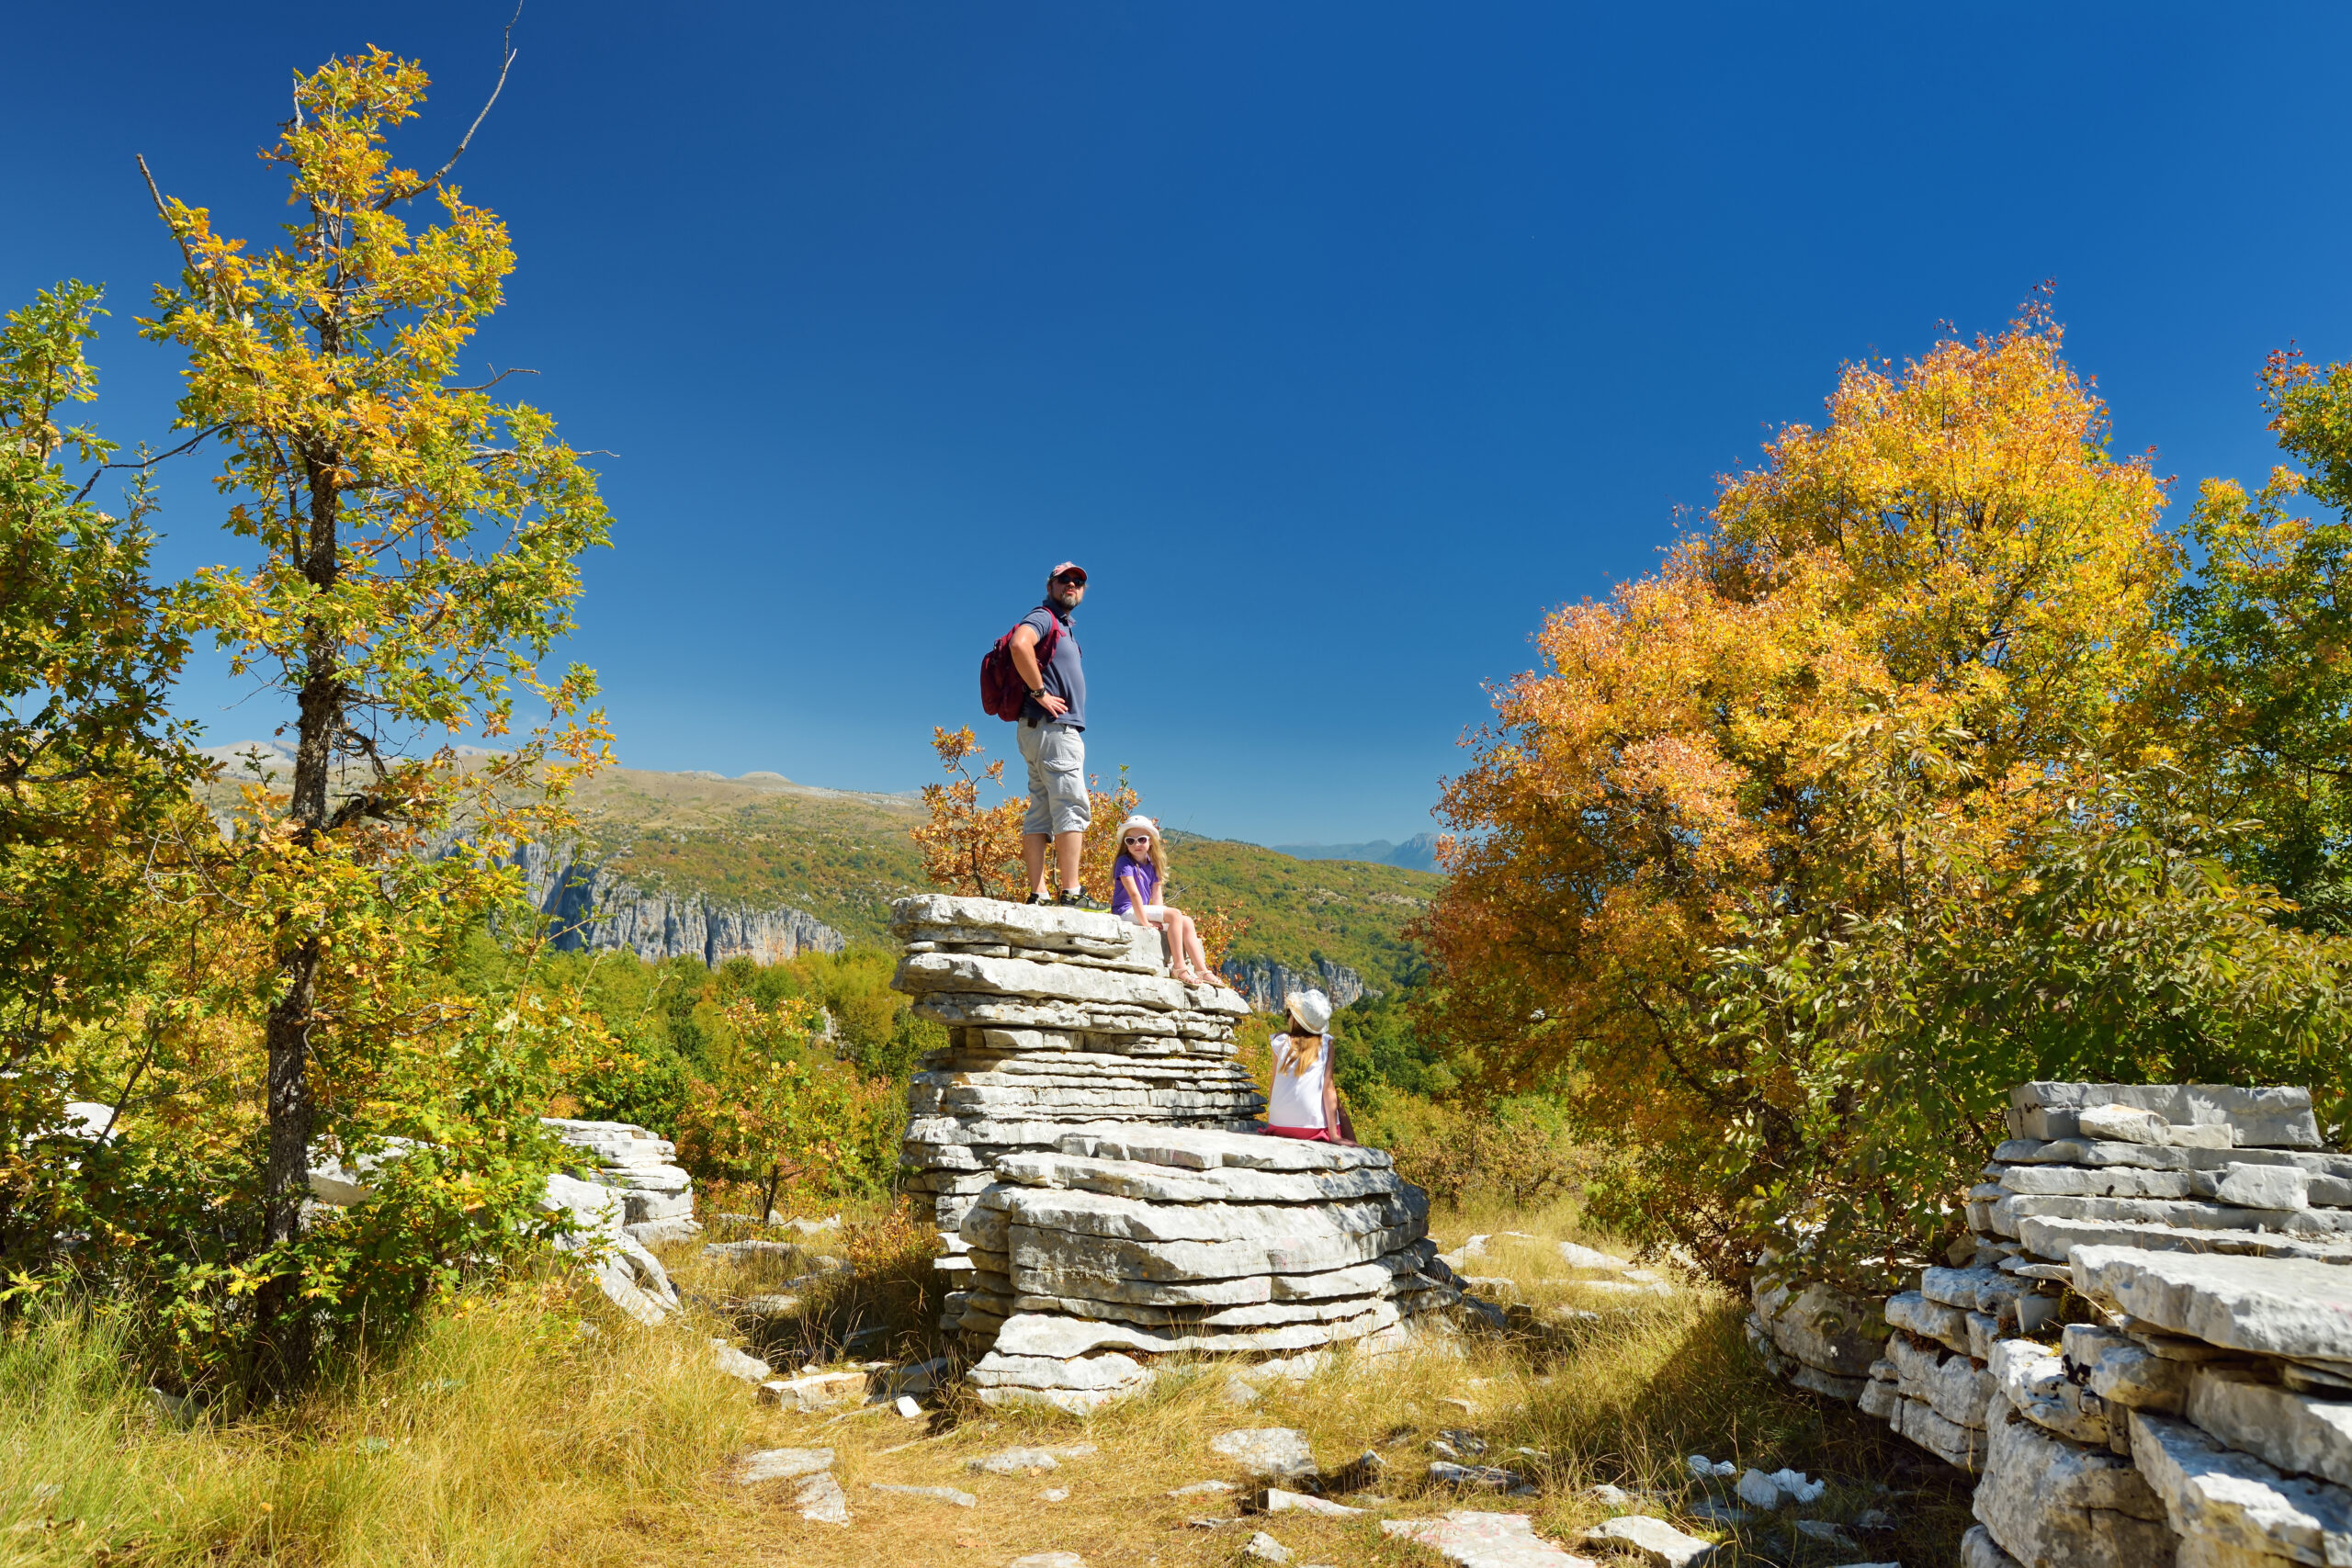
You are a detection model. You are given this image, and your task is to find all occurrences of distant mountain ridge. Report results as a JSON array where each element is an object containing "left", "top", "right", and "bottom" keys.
[
  {"left": 1267, "top": 832, "right": 1442, "bottom": 873},
  {"left": 193, "top": 747, "right": 1442, "bottom": 997}
]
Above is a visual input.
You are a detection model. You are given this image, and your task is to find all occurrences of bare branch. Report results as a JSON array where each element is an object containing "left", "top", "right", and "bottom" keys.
[
  {"left": 385, "top": 1, "right": 524, "bottom": 209},
  {"left": 71, "top": 423, "right": 229, "bottom": 503},
  {"left": 136, "top": 154, "right": 202, "bottom": 283}
]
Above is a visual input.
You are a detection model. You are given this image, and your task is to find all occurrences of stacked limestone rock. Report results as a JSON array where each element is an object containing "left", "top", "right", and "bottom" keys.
[
  {"left": 1854, "top": 1082, "right": 2341, "bottom": 1483},
  {"left": 545, "top": 1118, "right": 701, "bottom": 1247},
  {"left": 1747, "top": 1268, "right": 1892, "bottom": 1404},
  {"left": 1810, "top": 1079, "right": 2352, "bottom": 1568},
  {"left": 889, "top": 894, "right": 1464, "bottom": 1413},
  {"left": 891, "top": 894, "right": 1265, "bottom": 1257}
]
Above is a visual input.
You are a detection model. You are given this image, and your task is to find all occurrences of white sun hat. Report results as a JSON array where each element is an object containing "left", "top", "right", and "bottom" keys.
[
  {"left": 1116, "top": 815, "right": 1159, "bottom": 843},
  {"left": 1283, "top": 988, "right": 1333, "bottom": 1034}
]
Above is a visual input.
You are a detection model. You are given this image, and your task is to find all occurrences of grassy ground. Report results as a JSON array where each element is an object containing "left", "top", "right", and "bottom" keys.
[{"left": 0, "top": 1198, "right": 1971, "bottom": 1567}]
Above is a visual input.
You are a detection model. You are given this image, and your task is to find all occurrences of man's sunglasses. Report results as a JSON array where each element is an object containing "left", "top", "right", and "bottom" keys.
[{"left": 1054, "top": 571, "right": 1087, "bottom": 586}]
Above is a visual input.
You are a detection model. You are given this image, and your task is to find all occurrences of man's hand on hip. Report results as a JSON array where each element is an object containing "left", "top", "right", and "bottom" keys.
[{"left": 1033, "top": 692, "right": 1069, "bottom": 718}]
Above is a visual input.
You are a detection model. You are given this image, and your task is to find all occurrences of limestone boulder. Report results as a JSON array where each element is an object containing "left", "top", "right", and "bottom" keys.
[
  {"left": 2186, "top": 1367, "right": 2352, "bottom": 1493},
  {"left": 2129, "top": 1408, "right": 2352, "bottom": 1566},
  {"left": 1749, "top": 1276, "right": 1886, "bottom": 1379},
  {"left": 1973, "top": 1392, "right": 2172, "bottom": 1568}
]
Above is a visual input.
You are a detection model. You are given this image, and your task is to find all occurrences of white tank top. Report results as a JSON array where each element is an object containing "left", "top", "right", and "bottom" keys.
[{"left": 1268, "top": 1032, "right": 1329, "bottom": 1130}]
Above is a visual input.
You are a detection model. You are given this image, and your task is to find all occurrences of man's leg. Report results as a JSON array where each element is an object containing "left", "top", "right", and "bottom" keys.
[
  {"left": 1042, "top": 728, "right": 1092, "bottom": 898},
  {"left": 1017, "top": 723, "right": 1056, "bottom": 897}
]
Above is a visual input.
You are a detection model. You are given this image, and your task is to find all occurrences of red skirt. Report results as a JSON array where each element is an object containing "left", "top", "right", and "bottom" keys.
[{"left": 1260, "top": 1123, "right": 1336, "bottom": 1142}]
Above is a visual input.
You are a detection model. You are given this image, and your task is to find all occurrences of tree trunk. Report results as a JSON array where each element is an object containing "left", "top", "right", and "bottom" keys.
[{"left": 252, "top": 447, "right": 342, "bottom": 1395}]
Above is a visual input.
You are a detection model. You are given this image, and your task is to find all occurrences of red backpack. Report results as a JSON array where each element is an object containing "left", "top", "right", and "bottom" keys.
[{"left": 979, "top": 612, "right": 1063, "bottom": 721}]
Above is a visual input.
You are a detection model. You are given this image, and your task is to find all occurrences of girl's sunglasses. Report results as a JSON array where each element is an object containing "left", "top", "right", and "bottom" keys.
[{"left": 1123, "top": 835, "right": 1152, "bottom": 845}]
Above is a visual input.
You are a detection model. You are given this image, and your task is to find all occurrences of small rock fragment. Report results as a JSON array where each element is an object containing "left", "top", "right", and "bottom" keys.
[
  {"left": 1430, "top": 1461, "right": 1522, "bottom": 1490},
  {"left": 1586, "top": 1483, "right": 1635, "bottom": 1507},
  {"left": 1009, "top": 1554, "right": 1085, "bottom": 1568},
  {"left": 1170, "top": 1479, "right": 1239, "bottom": 1497},
  {"left": 1037, "top": 1487, "right": 1069, "bottom": 1502},
  {"left": 1262, "top": 1488, "right": 1363, "bottom": 1517},
  {"left": 710, "top": 1338, "right": 772, "bottom": 1383},
  {"left": 794, "top": 1472, "right": 851, "bottom": 1524},
  {"left": 895, "top": 1394, "right": 923, "bottom": 1419},
  {"left": 868, "top": 1482, "right": 978, "bottom": 1506},
  {"left": 1244, "top": 1531, "right": 1295, "bottom": 1563},
  {"left": 1792, "top": 1520, "right": 1858, "bottom": 1551}
]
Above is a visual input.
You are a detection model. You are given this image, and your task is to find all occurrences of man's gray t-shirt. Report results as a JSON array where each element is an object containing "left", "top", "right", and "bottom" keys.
[{"left": 1020, "top": 605, "right": 1085, "bottom": 729}]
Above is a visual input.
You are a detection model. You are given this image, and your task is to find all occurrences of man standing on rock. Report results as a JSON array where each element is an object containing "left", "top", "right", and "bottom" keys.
[{"left": 1007, "top": 561, "right": 1101, "bottom": 908}]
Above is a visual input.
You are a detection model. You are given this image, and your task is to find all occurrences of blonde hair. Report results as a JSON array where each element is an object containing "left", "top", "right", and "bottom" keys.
[
  {"left": 1118, "top": 820, "right": 1170, "bottom": 882},
  {"left": 1272, "top": 1021, "right": 1329, "bottom": 1077}
]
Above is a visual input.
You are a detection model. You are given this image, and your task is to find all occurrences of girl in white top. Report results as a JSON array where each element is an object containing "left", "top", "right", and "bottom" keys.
[{"left": 1264, "top": 988, "right": 1346, "bottom": 1143}]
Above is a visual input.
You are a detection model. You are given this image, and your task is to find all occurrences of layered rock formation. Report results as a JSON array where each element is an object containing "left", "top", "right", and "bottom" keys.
[
  {"left": 1220, "top": 955, "right": 1369, "bottom": 1012},
  {"left": 889, "top": 894, "right": 1464, "bottom": 1412},
  {"left": 1764, "top": 1078, "right": 2352, "bottom": 1568},
  {"left": 505, "top": 840, "right": 845, "bottom": 966}
]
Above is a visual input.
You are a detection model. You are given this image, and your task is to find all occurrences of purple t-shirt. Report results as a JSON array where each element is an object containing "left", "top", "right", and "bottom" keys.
[{"left": 1111, "top": 852, "right": 1159, "bottom": 917}]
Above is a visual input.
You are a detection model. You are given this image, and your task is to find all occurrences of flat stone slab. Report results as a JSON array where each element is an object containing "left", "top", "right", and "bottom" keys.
[
  {"left": 993, "top": 1150, "right": 1401, "bottom": 1204},
  {"left": 2021, "top": 1216, "right": 2352, "bottom": 1267},
  {"left": 2188, "top": 1367, "right": 2352, "bottom": 1490},
  {"left": 981, "top": 1181, "right": 1419, "bottom": 1247},
  {"left": 736, "top": 1447, "right": 834, "bottom": 1484},
  {"left": 1054, "top": 1125, "right": 1393, "bottom": 1174},
  {"left": 2072, "top": 1247, "right": 2352, "bottom": 1363},
  {"left": 1383, "top": 1511, "right": 1600, "bottom": 1568},
  {"left": 1582, "top": 1515, "right": 1713, "bottom": 1568},
  {"left": 969, "top": 1447, "right": 1062, "bottom": 1474},
  {"left": 1211, "top": 1427, "right": 1318, "bottom": 1480},
  {"left": 2129, "top": 1408, "right": 2352, "bottom": 1565},
  {"left": 2011, "top": 1082, "right": 2320, "bottom": 1148}
]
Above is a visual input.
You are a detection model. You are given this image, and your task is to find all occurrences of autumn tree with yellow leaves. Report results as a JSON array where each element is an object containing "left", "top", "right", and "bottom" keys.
[{"left": 135, "top": 48, "right": 611, "bottom": 1389}]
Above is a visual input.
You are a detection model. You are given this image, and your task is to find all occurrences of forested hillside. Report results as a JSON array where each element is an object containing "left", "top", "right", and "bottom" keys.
[{"left": 543, "top": 765, "right": 1442, "bottom": 990}]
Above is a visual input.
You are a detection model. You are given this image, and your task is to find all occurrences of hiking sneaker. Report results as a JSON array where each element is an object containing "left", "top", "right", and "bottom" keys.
[
  {"left": 1057, "top": 889, "right": 1105, "bottom": 911},
  {"left": 1023, "top": 891, "right": 1050, "bottom": 905}
]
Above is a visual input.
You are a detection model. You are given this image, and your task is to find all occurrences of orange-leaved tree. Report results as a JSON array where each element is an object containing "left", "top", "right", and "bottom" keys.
[
  {"left": 914, "top": 726, "right": 1025, "bottom": 898},
  {"left": 1420, "top": 300, "right": 2178, "bottom": 1279}
]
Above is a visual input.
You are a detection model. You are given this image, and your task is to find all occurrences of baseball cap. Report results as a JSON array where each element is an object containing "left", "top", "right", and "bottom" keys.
[{"left": 1049, "top": 561, "right": 1088, "bottom": 584}]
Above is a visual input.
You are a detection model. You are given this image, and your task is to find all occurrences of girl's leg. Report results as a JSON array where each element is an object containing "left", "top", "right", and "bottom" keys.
[{"left": 1174, "top": 909, "right": 1214, "bottom": 984}]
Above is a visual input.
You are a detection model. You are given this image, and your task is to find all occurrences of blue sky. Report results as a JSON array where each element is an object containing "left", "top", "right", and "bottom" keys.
[{"left": 6, "top": 5, "right": 2350, "bottom": 844}]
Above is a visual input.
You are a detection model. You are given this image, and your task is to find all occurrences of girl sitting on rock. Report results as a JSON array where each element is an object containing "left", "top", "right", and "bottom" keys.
[
  {"left": 1110, "top": 815, "right": 1220, "bottom": 987},
  {"left": 1264, "top": 988, "right": 1351, "bottom": 1143}
]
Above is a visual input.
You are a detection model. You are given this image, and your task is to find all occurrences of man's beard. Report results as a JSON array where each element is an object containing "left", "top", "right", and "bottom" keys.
[{"left": 1050, "top": 588, "right": 1080, "bottom": 611}]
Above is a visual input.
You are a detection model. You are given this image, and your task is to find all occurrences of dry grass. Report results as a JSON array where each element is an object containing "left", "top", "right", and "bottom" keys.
[{"left": 0, "top": 1199, "right": 1972, "bottom": 1567}]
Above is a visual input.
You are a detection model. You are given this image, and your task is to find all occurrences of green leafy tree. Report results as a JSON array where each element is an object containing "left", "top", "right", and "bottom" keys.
[
  {"left": 0, "top": 282, "right": 208, "bottom": 1278},
  {"left": 2168, "top": 350, "right": 2352, "bottom": 929},
  {"left": 139, "top": 48, "right": 610, "bottom": 1389}
]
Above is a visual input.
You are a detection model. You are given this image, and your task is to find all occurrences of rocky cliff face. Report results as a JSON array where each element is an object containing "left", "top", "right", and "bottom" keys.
[
  {"left": 505, "top": 840, "right": 846, "bottom": 965},
  {"left": 1219, "top": 955, "right": 1367, "bottom": 1012}
]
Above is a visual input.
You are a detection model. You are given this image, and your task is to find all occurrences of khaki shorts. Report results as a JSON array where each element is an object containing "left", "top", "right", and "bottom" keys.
[{"left": 1017, "top": 722, "right": 1091, "bottom": 836}]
